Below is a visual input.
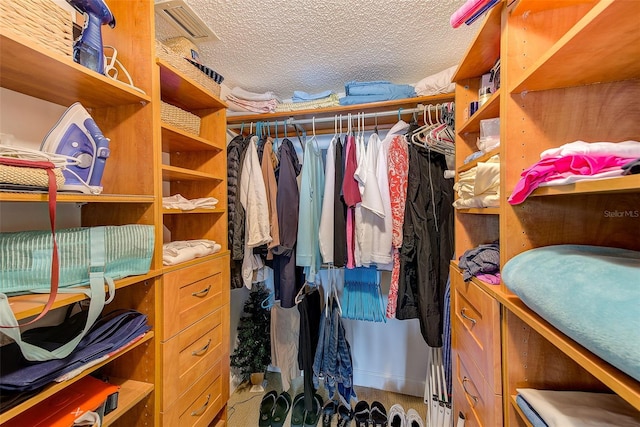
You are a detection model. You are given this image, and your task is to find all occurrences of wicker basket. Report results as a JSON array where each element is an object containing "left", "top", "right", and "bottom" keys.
[
  {"left": 161, "top": 101, "right": 201, "bottom": 135},
  {"left": 0, "top": 0, "right": 74, "bottom": 58},
  {"left": 163, "top": 36, "right": 201, "bottom": 62},
  {"left": 156, "top": 39, "right": 221, "bottom": 98}
]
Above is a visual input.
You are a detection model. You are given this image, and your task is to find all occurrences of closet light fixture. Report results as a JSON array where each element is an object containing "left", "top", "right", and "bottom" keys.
[{"left": 155, "top": 0, "right": 219, "bottom": 43}]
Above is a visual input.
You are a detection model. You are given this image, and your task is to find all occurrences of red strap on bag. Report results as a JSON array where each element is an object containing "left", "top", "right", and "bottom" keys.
[{"left": 0, "top": 157, "right": 59, "bottom": 328}]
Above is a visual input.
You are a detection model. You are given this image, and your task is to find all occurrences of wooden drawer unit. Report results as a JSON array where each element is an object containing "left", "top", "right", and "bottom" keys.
[
  {"left": 161, "top": 309, "right": 225, "bottom": 408},
  {"left": 161, "top": 358, "right": 227, "bottom": 427},
  {"left": 450, "top": 263, "right": 502, "bottom": 425},
  {"left": 162, "top": 256, "right": 228, "bottom": 340},
  {"left": 453, "top": 350, "right": 503, "bottom": 427},
  {"left": 450, "top": 264, "right": 501, "bottom": 391},
  {"left": 159, "top": 255, "right": 230, "bottom": 426}
]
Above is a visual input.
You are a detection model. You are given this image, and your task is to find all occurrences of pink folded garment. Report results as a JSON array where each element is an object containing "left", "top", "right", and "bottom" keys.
[
  {"left": 450, "top": 0, "right": 492, "bottom": 28},
  {"left": 508, "top": 154, "right": 635, "bottom": 204}
]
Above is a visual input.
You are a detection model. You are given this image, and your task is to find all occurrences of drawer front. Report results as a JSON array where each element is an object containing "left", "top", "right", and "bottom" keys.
[
  {"left": 161, "top": 359, "right": 227, "bottom": 427},
  {"left": 161, "top": 309, "right": 225, "bottom": 408},
  {"left": 450, "top": 265, "right": 501, "bottom": 390},
  {"left": 452, "top": 349, "right": 502, "bottom": 427},
  {"left": 162, "top": 256, "right": 230, "bottom": 340}
]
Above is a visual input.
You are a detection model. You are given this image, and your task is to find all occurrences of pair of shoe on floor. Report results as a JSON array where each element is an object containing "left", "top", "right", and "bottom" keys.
[
  {"left": 320, "top": 400, "right": 353, "bottom": 427},
  {"left": 290, "top": 392, "right": 326, "bottom": 427},
  {"left": 353, "top": 400, "right": 388, "bottom": 427},
  {"left": 259, "top": 390, "right": 292, "bottom": 427},
  {"left": 388, "top": 404, "right": 424, "bottom": 427}
]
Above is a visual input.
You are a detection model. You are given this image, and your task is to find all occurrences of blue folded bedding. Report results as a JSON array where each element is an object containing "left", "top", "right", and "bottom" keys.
[{"left": 502, "top": 245, "right": 640, "bottom": 382}]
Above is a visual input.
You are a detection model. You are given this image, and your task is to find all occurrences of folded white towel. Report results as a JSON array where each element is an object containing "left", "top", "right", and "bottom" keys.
[
  {"left": 163, "top": 239, "right": 221, "bottom": 265},
  {"left": 163, "top": 194, "right": 218, "bottom": 210}
]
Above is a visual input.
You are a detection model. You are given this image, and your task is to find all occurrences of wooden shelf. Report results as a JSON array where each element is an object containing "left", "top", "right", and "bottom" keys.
[
  {"left": 452, "top": 3, "right": 502, "bottom": 81},
  {"left": 162, "top": 165, "right": 223, "bottom": 182},
  {"left": 509, "top": 395, "right": 534, "bottom": 427},
  {"left": 103, "top": 378, "right": 155, "bottom": 427},
  {"left": 163, "top": 207, "right": 225, "bottom": 215},
  {"left": 161, "top": 124, "right": 223, "bottom": 153},
  {"left": 457, "top": 88, "right": 501, "bottom": 135},
  {"left": 226, "top": 94, "right": 455, "bottom": 136},
  {"left": 528, "top": 175, "right": 640, "bottom": 197},
  {"left": 0, "top": 192, "right": 155, "bottom": 203},
  {"left": 504, "top": 297, "right": 640, "bottom": 410},
  {"left": 458, "top": 148, "right": 500, "bottom": 173},
  {"left": 456, "top": 207, "right": 500, "bottom": 215},
  {"left": 512, "top": 0, "right": 640, "bottom": 93},
  {"left": 8, "top": 270, "right": 161, "bottom": 321},
  {"left": 0, "top": 333, "right": 154, "bottom": 424},
  {"left": 0, "top": 32, "right": 151, "bottom": 108},
  {"left": 158, "top": 59, "right": 227, "bottom": 111}
]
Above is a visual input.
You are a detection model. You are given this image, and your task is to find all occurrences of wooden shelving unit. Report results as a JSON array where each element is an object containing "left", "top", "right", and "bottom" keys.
[
  {"left": 452, "top": 1, "right": 640, "bottom": 426},
  {"left": 0, "top": 334, "right": 154, "bottom": 424},
  {"left": 0, "top": 1, "right": 233, "bottom": 425},
  {"left": 156, "top": 37, "right": 230, "bottom": 426}
]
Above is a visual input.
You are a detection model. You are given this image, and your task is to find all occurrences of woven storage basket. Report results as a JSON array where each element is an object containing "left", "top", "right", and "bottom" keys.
[
  {"left": 161, "top": 101, "right": 201, "bottom": 135},
  {"left": 0, "top": 163, "right": 65, "bottom": 190},
  {"left": 156, "top": 39, "right": 221, "bottom": 98},
  {"left": 0, "top": 0, "right": 73, "bottom": 58},
  {"left": 163, "top": 36, "right": 201, "bottom": 62}
]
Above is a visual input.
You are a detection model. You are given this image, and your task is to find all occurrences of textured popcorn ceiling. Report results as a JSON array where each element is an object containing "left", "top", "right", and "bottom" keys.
[{"left": 156, "top": 0, "right": 478, "bottom": 99}]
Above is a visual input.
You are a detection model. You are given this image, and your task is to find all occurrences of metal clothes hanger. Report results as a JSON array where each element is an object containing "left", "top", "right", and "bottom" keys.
[{"left": 374, "top": 112, "right": 379, "bottom": 135}]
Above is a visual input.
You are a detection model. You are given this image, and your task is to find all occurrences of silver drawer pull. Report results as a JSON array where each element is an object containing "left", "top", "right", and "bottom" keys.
[
  {"left": 462, "top": 377, "right": 479, "bottom": 406},
  {"left": 192, "top": 339, "right": 212, "bottom": 356},
  {"left": 460, "top": 308, "right": 477, "bottom": 325},
  {"left": 190, "top": 394, "right": 211, "bottom": 416},
  {"left": 191, "top": 285, "right": 211, "bottom": 297}
]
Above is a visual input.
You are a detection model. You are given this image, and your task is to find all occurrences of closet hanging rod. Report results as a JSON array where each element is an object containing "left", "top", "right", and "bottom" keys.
[{"left": 226, "top": 103, "right": 442, "bottom": 130}]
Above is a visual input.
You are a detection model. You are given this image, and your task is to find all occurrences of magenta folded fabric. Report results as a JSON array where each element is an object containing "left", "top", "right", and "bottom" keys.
[
  {"left": 508, "top": 154, "right": 634, "bottom": 204},
  {"left": 450, "top": 0, "right": 492, "bottom": 28}
]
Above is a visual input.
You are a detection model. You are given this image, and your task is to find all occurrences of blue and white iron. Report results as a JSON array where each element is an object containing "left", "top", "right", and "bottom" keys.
[{"left": 40, "top": 103, "right": 110, "bottom": 194}]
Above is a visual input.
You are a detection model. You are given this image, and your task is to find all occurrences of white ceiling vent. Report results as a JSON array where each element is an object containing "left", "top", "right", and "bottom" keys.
[{"left": 155, "top": 0, "right": 219, "bottom": 43}]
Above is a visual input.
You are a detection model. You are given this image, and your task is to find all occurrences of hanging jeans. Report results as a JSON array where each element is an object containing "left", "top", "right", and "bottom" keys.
[
  {"left": 313, "top": 299, "right": 356, "bottom": 406},
  {"left": 396, "top": 147, "right": 454, "bottom": 347}
]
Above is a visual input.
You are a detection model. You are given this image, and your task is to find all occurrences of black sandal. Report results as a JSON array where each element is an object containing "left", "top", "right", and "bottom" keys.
[
  {"left": 303, "top": 393, "right": 324, "bottom": 427},
  {"left": 370, "top": 401, "right": 388, "bottom": 427},
  {"left": 337, "top": 403, "right": 353, "bottom": 427},
  {"left": 353, "top": 400, "right": 370, "bottom": 427},
  {"left": 271, "top": 391, "right": 292, "bottom": 427},
  {"left": 258, "top": 390, "right": 277, "bottom": 427},
  {"left": 322, "top": 400, "right": 337, "bottom": 427}
]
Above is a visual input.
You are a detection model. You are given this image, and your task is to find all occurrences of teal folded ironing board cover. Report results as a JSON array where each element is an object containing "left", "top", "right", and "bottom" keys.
[{"left": 503, "top": 244, "right": 640, "bottom": 382}]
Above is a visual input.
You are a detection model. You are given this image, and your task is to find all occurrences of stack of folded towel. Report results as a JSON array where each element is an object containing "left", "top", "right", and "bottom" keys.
[
  {"left": 453, "top": 154, "right": 500, "bottom": 209},
  {"left": 162, "top": 194, "right": 218, "bottom": 210},
  {"left": 275, "top": 90, "right": 340, "bottom": 112},
  {"left": 339, "top": 81, "right": 416, "bottom": 106},
  {"left": 226, "top": 87, "right": 280, "bottom": 113},
  {"left": 163, "top": 239, "right": 221, "bottom": 265}
]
